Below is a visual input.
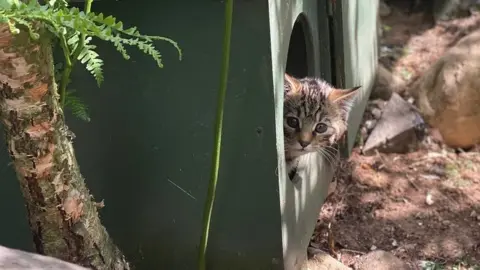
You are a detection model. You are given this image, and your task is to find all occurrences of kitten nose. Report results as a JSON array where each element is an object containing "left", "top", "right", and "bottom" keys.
[{"left": 299, "top": 140, "right": 311, "bottom": 148}]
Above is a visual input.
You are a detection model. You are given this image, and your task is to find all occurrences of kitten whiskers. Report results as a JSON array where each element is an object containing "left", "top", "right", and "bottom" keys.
[{"left": 317, "top": 146, "right": 339, "bottom": 168}]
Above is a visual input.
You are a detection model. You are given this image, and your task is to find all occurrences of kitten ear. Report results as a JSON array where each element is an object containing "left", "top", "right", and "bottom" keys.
[
  {"left": 328, "top": 86, "right": 361, "bottom": 105},
  {"left": 284, "top": 73, "right": 301, "bottom": 93}
]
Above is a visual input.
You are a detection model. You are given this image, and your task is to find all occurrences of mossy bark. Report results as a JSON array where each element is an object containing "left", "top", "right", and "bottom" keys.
[{"left": 0, "top": 24, "right": 130, "bottom": 269}]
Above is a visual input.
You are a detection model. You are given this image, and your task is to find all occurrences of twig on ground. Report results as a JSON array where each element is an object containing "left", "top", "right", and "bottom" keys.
[
  {"left": 375, "top": 149, "right": 389, "bottom": 170},
  {"left": 406, "top": 174, "right": 420, "bottom": 191}
]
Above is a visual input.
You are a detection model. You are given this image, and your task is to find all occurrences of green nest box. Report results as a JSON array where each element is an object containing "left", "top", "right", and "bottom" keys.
[{"left": 0, "top": 0, "right": 378, "bottom": 269}]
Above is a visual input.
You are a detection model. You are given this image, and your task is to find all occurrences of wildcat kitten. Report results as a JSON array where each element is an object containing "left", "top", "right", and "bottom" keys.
[{"left": 283, "top": 73, "right": 360, "bottom": 181}]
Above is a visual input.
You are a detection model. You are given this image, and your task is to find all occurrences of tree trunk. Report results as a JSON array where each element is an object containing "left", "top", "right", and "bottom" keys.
[{"left": 0, "top": 24, "right": 130, "bottom": 269}]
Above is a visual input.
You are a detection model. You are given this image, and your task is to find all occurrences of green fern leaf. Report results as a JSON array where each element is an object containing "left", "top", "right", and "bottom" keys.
[
  {"left": 64, "top": 90, "right": 90, "bottom": 122},
  {"left": 11, "top": 17, "right": 39, "bottom": 39},
  {"left": 70, "top": 36, "right": 104, "bottom": 86},
  {"left": 0, "top": 0, "right": 182, "bottom": 121}
]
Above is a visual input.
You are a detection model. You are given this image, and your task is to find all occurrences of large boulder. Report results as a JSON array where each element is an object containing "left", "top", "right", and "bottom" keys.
[{"left": 409, "top": 30, "right": 480, "bottom": 149}]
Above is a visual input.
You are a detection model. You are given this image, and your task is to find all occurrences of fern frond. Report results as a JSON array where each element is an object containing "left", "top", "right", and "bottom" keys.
[
  {"left": 76, "top": 36, "right": 103, "bottom": 86},
  {"left": 10, "top": 16, "right": 39, "bottom": 39},
  {"left": 0, "top": 0, "right": 181, "bottom": 120},
  {"left": 87, "top": 13, "right": 182, "bottom": 61},
  {"left": 47, "top": 0, "right": 68, "bottom": 9},
  {"left": 2, "top": 0, "right": 182, "bottom": 67},
  {"left": 64, "top": 89, "right": 90, "bottom": 122},
  {"left": 66, "top": 32, "right": 80, "bottom": 52}
]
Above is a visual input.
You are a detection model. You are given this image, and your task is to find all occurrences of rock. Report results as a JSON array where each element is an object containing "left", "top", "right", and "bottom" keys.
[
  {"left": 363, "top": 93, "right": 424, "bottom": 155},
  {"left": 355, "top": 250, "right": 412, "bottom": 270},
  {"left": 301, "top": 248, "right": 351, "bottom": 270},
  {"left": 428, "top": 165, "right": 446, "bottom": 176},
  {"left": 360, "top": 127, "right": 368, "bottom": 144},
  {"left": 369, "top": 99, "right": 387, "bottom": 110},
  {"left": 371, "top": 65, "right": 403, "bottom": 100},
  {"left": 425, "top": 192, "right": 434, "bottom": 205},
  {"left": 0, "top": 245, "right": 88, "bottom": 270},
  {"left": 409, "top": 30, "right": 480, "bottom": 149},
  {"left": 371, "top": 108, "right": 383, "bottom": 119},
  {"left": 379, "top": 0, "right": 392, "bottom": 17},
  {"left": 365, "top": 119, "right": 377, "bottom": 131}
]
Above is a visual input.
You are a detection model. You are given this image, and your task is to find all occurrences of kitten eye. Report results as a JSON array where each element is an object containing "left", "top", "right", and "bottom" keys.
[
  {"left": 315, "top": 123, "right": 328, "bottom": 133},
  {"left": 286, "top": 117, "right": 299, "bottom": 129}
]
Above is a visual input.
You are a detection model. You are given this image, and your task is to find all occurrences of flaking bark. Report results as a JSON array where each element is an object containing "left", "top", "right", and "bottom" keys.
[{"left": 0, "top": 24, "right": 130, "bottom": 269}]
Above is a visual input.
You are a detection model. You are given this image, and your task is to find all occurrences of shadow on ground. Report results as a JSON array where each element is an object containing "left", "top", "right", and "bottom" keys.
[{"left": 312, "top": 147, "right": 480, "bottom": 269}]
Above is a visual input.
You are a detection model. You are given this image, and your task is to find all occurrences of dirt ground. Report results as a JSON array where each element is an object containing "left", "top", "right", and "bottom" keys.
[{"left": 311, "top": 3, "right": 480, "bottom": 270}]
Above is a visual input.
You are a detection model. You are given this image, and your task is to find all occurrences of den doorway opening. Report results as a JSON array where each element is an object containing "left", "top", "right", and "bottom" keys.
[{"left": 285, "top": 14, "right": 314, "bottom": 78}]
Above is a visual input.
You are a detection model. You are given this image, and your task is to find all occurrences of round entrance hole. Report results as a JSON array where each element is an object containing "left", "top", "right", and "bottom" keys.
[{"left": 285, "top": 13, "right": 314, "bottom": 78}]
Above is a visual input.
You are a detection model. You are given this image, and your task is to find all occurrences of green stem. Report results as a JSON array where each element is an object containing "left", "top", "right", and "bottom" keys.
[
  {"left": 197, "top": 0, "right": 233, "bottom": 269},
  {"left": 58, "top": 0, "right": 93, "bottom": 107},
  {"left": 58, "top": 34, "right": 71, "bottom": 107}
]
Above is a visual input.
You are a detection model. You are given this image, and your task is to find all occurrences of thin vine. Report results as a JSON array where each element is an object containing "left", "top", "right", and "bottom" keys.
[
  {"left": 197, "top": 0, "right": 233, "bottom": 269},
  {"left": 0, "top": 0, "right": 182, "bottom": 121}
]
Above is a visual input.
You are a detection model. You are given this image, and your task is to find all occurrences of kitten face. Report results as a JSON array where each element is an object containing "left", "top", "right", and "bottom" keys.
[{"left": 283, "top": 74, "right": 360, "bottom": 161}]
